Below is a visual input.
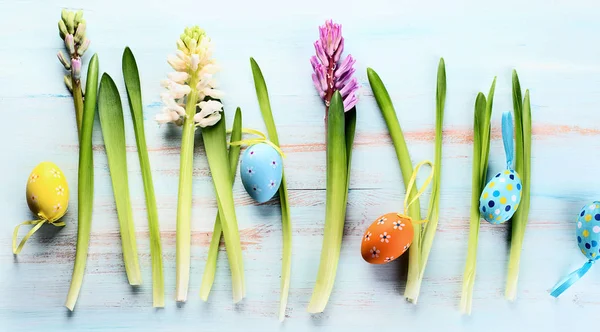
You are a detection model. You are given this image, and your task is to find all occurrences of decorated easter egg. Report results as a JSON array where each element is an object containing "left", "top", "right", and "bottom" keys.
[
  {"left": 240, "top": 143, "right": 283, "bottom": 203},
  {"left": 479, "top": 169, "right": 522, "bottom": 224},
  {"left": 576, "top": 202, "right": 600, "bottom": 260},
  {"left": 361, "top": 212, "right": 414, "bottom": 264},
  {"left": 26, "top": 161, "right": 69, "bottom": 222}
]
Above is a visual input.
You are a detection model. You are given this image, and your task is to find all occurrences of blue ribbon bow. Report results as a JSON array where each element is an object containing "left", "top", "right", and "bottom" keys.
[{"left": 550, "top": 260, "right": 594, "bottom": 297}]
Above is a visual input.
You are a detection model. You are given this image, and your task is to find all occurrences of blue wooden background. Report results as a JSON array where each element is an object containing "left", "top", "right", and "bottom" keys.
[{"left": 2, "top": 0, "right": 599, "bottom": 331}]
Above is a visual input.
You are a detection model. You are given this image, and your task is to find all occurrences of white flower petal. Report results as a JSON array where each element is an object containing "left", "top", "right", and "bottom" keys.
[
  {"left": 195, "top": 112, "right": 222, "bottom": 127},
  {"left": 199, "top": 64, "right": 220, "bottom": 76},
  {"left": 156, "top": 112, "right": 174, "bottom": 124},
  {"left": 176, "top": 50, "right": 189, "bottom": 62},
  {"left": 167, "top": 72, "right": 189, "bottom": 84},
  {"left": 198, "top": 100, "right": 223, "bottom": 113},
  {"left": 203, "top": 88, "right": 224, "bottom": 99},
  {"left": 176, "top": 39, "right": 188, "bottom": 52},
  {"left": 190, "top": 54, "right": 200, "bottom": 72},
  {"left": 167, "top": 55, "right": 187, "bottom": 72}
]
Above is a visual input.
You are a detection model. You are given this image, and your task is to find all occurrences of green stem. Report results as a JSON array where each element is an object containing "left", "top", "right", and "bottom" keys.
[
  {"left": 175, "top": 75, "right": 199, "bottom": 302},
  {"left": 65, "top": 54, "right": 98, "bottom": 311},
  {"left": 72, "top": 77, "right": 84, "bottom": 137}
]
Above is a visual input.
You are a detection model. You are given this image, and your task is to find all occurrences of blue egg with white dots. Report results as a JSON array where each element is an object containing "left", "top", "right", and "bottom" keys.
[
  {"left": 239, "top": 143, "right": 283, "bottom": 203},
  {"left": 478, "top": 169, "right": 522, "bottom": 224},
  {"left": 576, "top": 201, "right": 600, "bottom": 260}
]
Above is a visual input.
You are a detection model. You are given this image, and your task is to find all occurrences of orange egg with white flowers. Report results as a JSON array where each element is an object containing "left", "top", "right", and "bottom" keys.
[{"left": 361, "top": 212, "right": 414, "bottom": 264}]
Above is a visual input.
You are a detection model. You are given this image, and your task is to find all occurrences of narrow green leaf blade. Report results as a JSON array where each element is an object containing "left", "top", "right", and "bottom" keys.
[
  {"left": 200, "top": 108, "right": 242, "bottom": 301},
  {"left": 202, "top": 112, "right": 245, "bottom": 302},
  {"left": 506, "top": 86, "right": 532, "bottom": 300},
  {"left": 307, "top": 91, "right": 347, "bottom": 313},
  {"left": 98, "top": 73, "right": 142, "bottom": 286},
  {"left": 250, "top": 57, "right": 293, "bottom": 321},
  {"left": 65, "top": 53, "right": 99, "bottom": 311},
  {"left": 367, "top": 68, "right": 422, "bottom": 301},
  {"left": 122, "top": 47, "right": 164, "bottom": 307},
  {"left": 418, "top": 58, "right": 446, "bottom": 301},
  {"left": 460, "top": 92, "right": 489, "bottom": 315},
  {"left": 479, "top": 77, "right": 496, "bottom": 184}
]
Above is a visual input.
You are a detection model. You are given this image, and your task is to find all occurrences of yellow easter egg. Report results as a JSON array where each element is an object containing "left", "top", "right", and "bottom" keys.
[{"left": 25, "top": 162, "right": 69, "bottom": 222}]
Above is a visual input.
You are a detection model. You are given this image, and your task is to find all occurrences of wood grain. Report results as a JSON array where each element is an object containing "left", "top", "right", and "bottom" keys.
[{"left": 2, "top": 0, "right": 599, "bottom": 330}]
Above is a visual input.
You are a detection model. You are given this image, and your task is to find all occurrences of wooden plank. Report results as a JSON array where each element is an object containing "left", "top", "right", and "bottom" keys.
[{"left": 2, "top": 0, "right": 600, "bottom": 330}]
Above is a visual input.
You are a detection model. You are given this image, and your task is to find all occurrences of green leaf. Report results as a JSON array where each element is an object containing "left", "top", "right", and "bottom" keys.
[
  {"left": 250, "top": 58, "right": 293, "bottom": 320},
  {"left": 479, "top": 77, "right": 496, "bottom": 185},
  {"left": 460, "top": 81, "right": 495, "bottom": 314},
  {"left": 65, "top": 53, "right": 99, "bottom": 311},
  {"left": 307, "top": 91, "right": 347, "bottom": 314},
  {"left": 506, "top": 72, "right": 532, "bottom": 300},
  {"left": 202, "top": 112, "right": 245, "bottom": 302},
  {"left": 98, "top": 73, "right": 142, "bottom": 286},
  {"left": 416, "top": 58, "right": 446, "bottom": 302},
  {"left": 200, "top": 108, "right": 242, "bottom": 301},
  {"left": 122, "top": 47, "right": 164, "bottom": 307},
  {"left": 367, "top": 68, "right": 422, "bottom": 300}
]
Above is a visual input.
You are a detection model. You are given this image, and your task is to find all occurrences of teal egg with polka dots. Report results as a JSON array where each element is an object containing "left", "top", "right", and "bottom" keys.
[
  {"left": 479, "top": 169, "right": 522, "bottom": 224},
  {"left": 576, "top": 202, "right": 600, "bottom": 260}
]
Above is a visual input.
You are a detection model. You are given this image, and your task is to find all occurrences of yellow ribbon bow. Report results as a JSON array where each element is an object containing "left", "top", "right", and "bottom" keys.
[
  {"left": 397, "top": 160, "right": 435, "bottom": 225},
  {"left": 228, "top": 128, "right": 286, "bottom": 158},
  {"left": 12, "top": 217, "right": 65, "bottom": 254}
]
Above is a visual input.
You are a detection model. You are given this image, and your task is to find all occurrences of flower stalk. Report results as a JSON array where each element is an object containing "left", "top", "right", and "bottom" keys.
[
  {"left": 65, "top": 53, "right": 98, "bottom": 311},
  {"left": 157, "top": 26, "right": 230, "bottom": 302},
  {"left": 57, "top": 9, "right": 90, "bottom": 137},
  {"left": 308, "top": 20, "right": 358, "bottom": 313}
]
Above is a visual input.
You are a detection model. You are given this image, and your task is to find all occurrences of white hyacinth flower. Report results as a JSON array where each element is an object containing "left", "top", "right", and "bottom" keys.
[{"left": 156, "top": 26, "right": 224, "bottom": 127}]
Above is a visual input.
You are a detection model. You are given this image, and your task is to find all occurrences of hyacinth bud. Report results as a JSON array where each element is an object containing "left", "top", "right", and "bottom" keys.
[
  {"left": 71, "top": 58, "right": 81, "bottom": 80},
  {"left": 74, "top": 23, "right": 86, "bottom": 43},
  {"left": 58, "top": 20, "right": 68, "bottom": 39},
  {"left": 176, "top": 39, "right": 187, "bottom": 52},
  {"left": 64, "top": 75, "right": 73, "bottom": 92},
  {"left": 74, "top": 10, "right": 83, "bottom": 26},
  {"left": 65, "top": 11, "right": 75, "bottom": 34},
  {"left": 57, "top": 51, "right": 71, "bottom": 69},
  {"left": 61, "top": 9, "right": 69, "bottom": 23},
  {"left": 77, "top": 39, "right": 90, "bottom": 56},
  {"left": 65, "top": 34, "right": 75, "bottom": 55}
]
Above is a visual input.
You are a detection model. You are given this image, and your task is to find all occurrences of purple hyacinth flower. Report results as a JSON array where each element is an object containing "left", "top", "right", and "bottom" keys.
[{"left": 310, "top": 20, "right": 359, "bottom": 113}]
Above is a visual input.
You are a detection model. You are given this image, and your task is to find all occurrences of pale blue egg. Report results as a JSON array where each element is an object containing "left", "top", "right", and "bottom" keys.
[
  {"left": 576, "top": 201, "right": 600, "bottom": 260},
  {"left": 479, "top": 169, "right": 522, "bottom": 224},
  {"left": 240, "top": 143, "right": 283, "bottom": 203}
]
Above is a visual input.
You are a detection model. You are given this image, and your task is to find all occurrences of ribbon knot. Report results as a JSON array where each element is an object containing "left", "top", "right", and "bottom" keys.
[
  {"left": 397, "top": 160, "right": 434, "bottom": 225},
  {"left": 12, "top": 217, "right": 66, "bottom": 254},
  {"left": 228, "top": 128, "right": 285, "bottom": 158}
]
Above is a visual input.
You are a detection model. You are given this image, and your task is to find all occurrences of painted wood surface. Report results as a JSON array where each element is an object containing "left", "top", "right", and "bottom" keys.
[{"left": 2, "top": 0, "right": 599, "bottom": 330}]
